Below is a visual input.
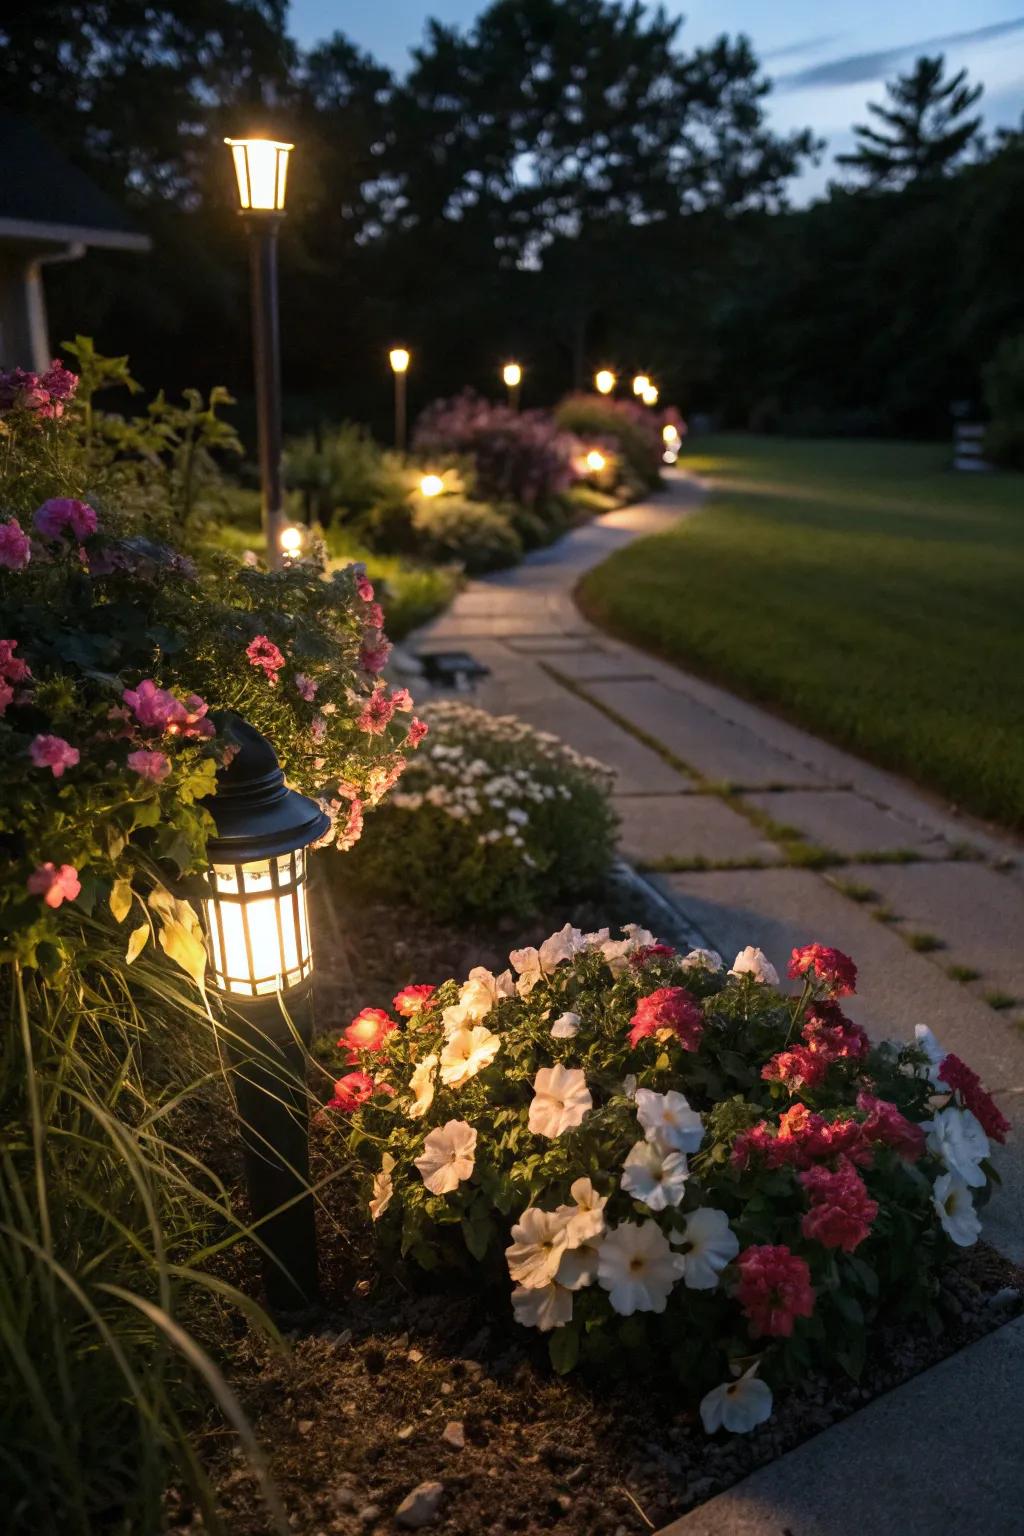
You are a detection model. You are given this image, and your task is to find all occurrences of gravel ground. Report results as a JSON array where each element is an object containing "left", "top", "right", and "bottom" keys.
[{"left": 167, "top": 885, "right": 1023, "bottom": 1536}]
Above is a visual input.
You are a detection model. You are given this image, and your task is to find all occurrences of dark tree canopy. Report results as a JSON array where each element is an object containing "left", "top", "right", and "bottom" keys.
[{"left": 836, "top": 54, "right": 983, "bottom": 189}]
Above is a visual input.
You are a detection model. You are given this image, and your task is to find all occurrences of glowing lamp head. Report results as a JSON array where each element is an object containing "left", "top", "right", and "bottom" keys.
[
  {"left": 389, "top": 347, "right": 410, "bottom": 374},
  {"left": 225, "top": 137, "right": 293, "bottom": 213},
  {"left": 202, "top": 716, "right": 329, "bottom": 999},
  {"left": 280, "top": 524, "right": 303, "bottom": 557},
  {"left": 503, "top": 362, "right": 522, "bottom": 388},
  {"left": 663, "top": 448, "right": 679, "bottom": 464},
  {"left": 632, "top": 374, "right": 651, "bottom": 396},
  {"left": 594, "top": 369, "right": 616, "bottom": 396},
  {"left": 642, "top": 384, "right": 659, "bottom": 406},
  {"left": 662, "top": 423, "right": 680, "bottom": 445},
  {"left": 419, "top": 473, "right": 444, "bottom": 497},
  {"left": 585, "top": 449, "right": 607, "bottom": 473}
]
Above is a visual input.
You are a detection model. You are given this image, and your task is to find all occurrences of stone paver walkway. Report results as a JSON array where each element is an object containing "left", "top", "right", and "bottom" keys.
[{"left": 410, "top": 473, "right": 1024, "bottom": 1535}]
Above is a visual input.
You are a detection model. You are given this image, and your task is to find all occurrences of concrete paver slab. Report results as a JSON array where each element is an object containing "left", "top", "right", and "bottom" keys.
[
  {"left": 656, "top": 1317, "right": 1024, "bottom": 1536},
  {"left": 583, "top": 678, "right": 831, "bottom": 789},
  {"left": 743, "top": 788, "right": 951, "bottom": 857},
  {"left": 614, "top": 793, "right": 780, "bottom": 866}
]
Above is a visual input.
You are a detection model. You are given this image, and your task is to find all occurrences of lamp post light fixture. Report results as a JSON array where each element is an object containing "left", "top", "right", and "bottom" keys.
[
  {"left": 225, "top": 137, "right": 294, "bottom": 571},
  {"left": 389, "top": 346, "right": 410, "bottom": 453},
  {"left": 632, "top": 373, "right": 651, "bottom": 397},
  {"left": 280, "top": 524, "right": 303, "bottom": 560},
  {"left": 203, "top": 714, "right": 329, "bottom": 1311},
  {"left": 594, "top": 368, "right": 616, "bottom": 396},
  {"left": 502, "top": 361, "right": 522, "bottom": 410},
  {"left": 642, "top": 383, "right": 659, "bottom": 407}
]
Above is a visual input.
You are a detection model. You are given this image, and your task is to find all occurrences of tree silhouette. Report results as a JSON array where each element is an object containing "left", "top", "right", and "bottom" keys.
[{"left": 837, "top": 55, "right": 983, "bottom": 189}]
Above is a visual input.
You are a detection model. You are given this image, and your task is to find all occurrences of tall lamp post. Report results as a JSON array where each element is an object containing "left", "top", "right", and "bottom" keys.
[
  {"left": 225, "top": 136, "right": 293, "bottom": 571},
  {"left": 202, "top": 714, "right": 329, "bottom": 1311},
  {"left": 389, "top": 346, "right": 410, "bottom": 452},
  {"left": 502, "top": 361, "right": 522, "bottom": 410}
]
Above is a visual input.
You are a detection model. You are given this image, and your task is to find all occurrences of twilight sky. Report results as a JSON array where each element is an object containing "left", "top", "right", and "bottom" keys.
[{"left": 286, "top": 0, "right": 1024, "bottom": 199}]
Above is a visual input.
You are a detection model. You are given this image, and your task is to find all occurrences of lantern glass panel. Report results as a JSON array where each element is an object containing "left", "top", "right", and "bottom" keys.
[
  {"left": 226, "top": 139, "right": 292, "bottom": 211},
  {"left": 205, "top": 849, "right": 311, "bottom": 997}
]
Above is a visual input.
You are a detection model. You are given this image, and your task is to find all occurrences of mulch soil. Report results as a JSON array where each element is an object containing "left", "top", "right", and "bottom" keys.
[{"left": 167, "top": 880, "right": 1024, "bottom": 1536}]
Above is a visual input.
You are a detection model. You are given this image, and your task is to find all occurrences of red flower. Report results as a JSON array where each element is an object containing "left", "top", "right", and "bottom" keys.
[
  {"left": 762, "top": 1045, "right": 829, "bottom": 1092},
  {"left": 341, "top": 1007, "right": 396, "bottom": 1055},
  {"left": 327, "top": 1071, "right": 376, "bottom": 1113},
  {"left": 628, "top": 986, "right": 704, "bottom": 1050},
  {"left": 407, "top": 717, "right": 429, "bottom": 748},
  {"left": 856, "top": 1092, "right": 926, "bottom": 1161},
  {"left": 802, "top": 1001, "right": 870, "bottom": 1061},
  {"left": 735, "top": 1244, "right": 815, "bottom": 1337},
  {"left": 799, "top": 1158, "right": 878, "bottom": 1252},
  {"left": 788, "top": 943, "right": 857, "bottom": 997},
  {"left": 733, "top": 1105, "right": 870, "bottom": 1172},
  {"left": 938, "top": 1054, "right": 1011, "bottom": 1144},
  {"left": 393, "top": 984, "right": 436, "bottom": 1018},
  {"left": 629, "top": 944, "right": 676, "bottom": 967}
]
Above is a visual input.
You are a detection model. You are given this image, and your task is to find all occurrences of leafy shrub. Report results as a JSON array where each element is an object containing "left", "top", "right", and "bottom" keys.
[
  {"left": 344, "top": 701, "right": 617, "bottom": 921},
  {"left": 411, "top": 494, "right": 522, "bottom": 572},
  {"left": 0, "top": 354, "right": 426, "bottom": 1529},
  {"left": 331, "top": 934, "right": 1006, "bottom": 1426},
  {"left": 555, "top": 394, "right": 665, "bottom": 489},
  {"left": 983, "top": 334, "right": 1024, "bottom": 468},
  {"left": 283, "top": 420, "right": 410, "bottom": 530},
  {"left": 414, "top": 391, "right": 577, "bottom": 510}
]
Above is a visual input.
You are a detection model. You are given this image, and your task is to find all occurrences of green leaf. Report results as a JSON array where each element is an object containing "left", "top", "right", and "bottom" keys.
[
  {"left": 126, "top": 924, "right": 149, "bottom": 964},
  {"left": 548, "top": 1325, "right": 579, "bottom": 1375},
  {"left": 109, "top": 877, "right": 133, "bottom": 924},
  {"left": 460, "top": 1214, "right": 493, "bottom": 1261}
]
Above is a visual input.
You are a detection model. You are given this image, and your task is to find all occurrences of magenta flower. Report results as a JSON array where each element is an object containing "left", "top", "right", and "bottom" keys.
[
  {"left": 357, "top": 687, "right": 396, "bottom": 735},
  {"left": 407, "top": 717, "right": 429, "bottom": 747},
  {"left": 0, "top": 518, "right": 31, "bottom": 570},
  {"left": 359, "top": 630, "right": 392, "bottom": 674},
  {"left": 355, "top": 572, "right": 375, "bottom": 601},
  {"left": 127, "top": 749, "right": 172, "bottom": 782},
  {"left": 30, "top": 734, "right": 80, "bottom": 778},
  {"left": 294, "top": 672, "right": 317, "bottom": 702},
  {"left": 0, "top": 639, "right": 31, "bottom": 684},
  {"left": 246, "top": 634, "right": 286, "bottom": 685},
  {"left": 34, "top": 498, "right": 98, "bottom": 542},
  {"left": 123, "top": 680, "right": 181, "bottom": 731},
  {"left": 27, "top": 862, "right": 81, "bottom": 909}
]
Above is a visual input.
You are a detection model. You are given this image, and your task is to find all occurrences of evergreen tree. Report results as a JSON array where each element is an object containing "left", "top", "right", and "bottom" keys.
[{"left": 837, "top": 54, "right": 983, "bottom": 189}]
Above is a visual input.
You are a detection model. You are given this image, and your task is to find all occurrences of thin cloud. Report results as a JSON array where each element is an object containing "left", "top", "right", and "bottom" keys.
[
  {"left": 764, "top": 34, "right": 843, "bottom": 63},
  {"left": 778, "top": 16, "right": 1024, "bottom": 91}
]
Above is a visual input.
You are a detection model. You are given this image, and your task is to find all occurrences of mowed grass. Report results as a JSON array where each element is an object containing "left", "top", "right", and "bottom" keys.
[{"left": 578, "top": 435, "right": 1024, "bottom": 829}]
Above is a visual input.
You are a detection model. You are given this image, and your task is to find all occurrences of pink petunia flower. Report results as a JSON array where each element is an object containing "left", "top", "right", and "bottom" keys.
[
  {"left": 127, "top": 749, "right": 172, "bottom": 782},
  {"left": 406, "top": 717, "right": 429, "bottom": 748},
  {"left": 788, "top": 942, "right": 857, "bottom": 997},
  {"left": 327, "top": 1070, "right": 377, "bottom": 1113},
  {"left": 294, "top": 672, "right": 317, "bottom": 702},
  {"left": 365, "top": 758, "right": 405, "bottom": 805},
  {"left": 355, "top": 572, "right": 375, "bottom": 602},
  {"left": 389, "top": 686, "right": 413, "bottom": 713},
  {"left": 246, "top": 635, "right": 286, "bottom": 685},
  {"left": 358, "top": 686, "right": 396, "bottom": 735},
  {"left": 0, "top": 639, "right": 31, "bottom": 684},
  {"left": 628, "top": 986, "right": 703, "bottom": 1050},
  {"left": 735, "top": 1244, "right": 815, "bottom": 1337},
  {"left": 359, "top": 631, "right": 392, "bottom": 675},
  {"left": 799, "top": 1157, "right": 878, "bottom": 1253},
  {"left": 34, "top": 498, "right": 98, "bottom": 542},
  {"left": 393, "top": 984, "right": 436, "bottom": 1018},
  {"left": 340, "top": 1007, "right": 396, "bottom": 1056},
  {"left": 27, "top": 862, "right": 81, "bottom": 909},
  {"left": 0, "top": 518, "right": 31, "bottom": 570},
  {"left": 30, "top": 734, "right": 80, "bottom": 777}
]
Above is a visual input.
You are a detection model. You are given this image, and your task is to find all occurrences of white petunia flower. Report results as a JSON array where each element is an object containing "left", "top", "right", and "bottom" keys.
[
  {"left": 600, "top": 925, "right": 657, "bottom": 975},
  {"left": 635, "top": 1088, "right": 705, "bottom": 1155},
  {"left": 505, "top": 1206, "right": 571, "bottom": 1288},
  {"left": 729, "top": 946, "right": 779, "bottom": 985},
  {"left": 528, "top": 1064, "right": 593, "bottom": 1138},
  {"left": 511, "top": 1281, "right": 573, "bottom": 1332},
  {"left": 369, "top": 1153, "right": 395, "bottom": 1221},
  {"left": 932, "top": 1171, "right": 982, "bottom": 1246},
  {"left": 459, "top": 965, "right": 514, "bottom": 1020},
  {"left": 621, "top": 1139, "right": 690, "bottom": 1211},
  {"left": 556, "top": 1242, "right": 600, "bottom": 1290},
  {"left": 510, "top": 925, "right": 585, "bottom": 994},
  {"left": 927, "top": 1106, "right": 990, "bottom": 1188},
  {"left": 597, "top": 1220, "right": 682, "bottom": 1315},
  {"left": 680, "top": 948, "right": 724, "bottom": 974},
  {"left": 408, "top": 1053, "right": 438, "bottom": 1120},
  {"left": 440, "top": 1025, "right": 501, "bottom": 1088},
  {"left": 550, "top": 1011, "right": 581, "bottom": 1039},
  {"left": 415, "top": 1120, "right": 477, "bottom": 1195},
  {"left": 700, "top": 1366, "right": 773, "bottom": 1435},
  {"left": 581, "top": 927, "right": 611, "bottom": 950},
  {"left": 672, "top": 1207, "right": 739, "bottom": 1289},
  {"left": 556, "top": 1177, "right": 608, "bottom": 1246}
]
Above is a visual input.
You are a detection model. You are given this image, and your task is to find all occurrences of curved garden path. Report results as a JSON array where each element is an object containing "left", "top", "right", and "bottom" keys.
[{"left": 411, "top": 471, "right": 1024, "bottom": 1536}]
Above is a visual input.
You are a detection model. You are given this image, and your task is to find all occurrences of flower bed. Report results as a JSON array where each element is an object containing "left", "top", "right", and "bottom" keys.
[
  {"left": 340, "top": 700, "right": 617, "bottom": 921},
  {"left": 330, "top": 928, "right": 1007, "bottom": 1431}
]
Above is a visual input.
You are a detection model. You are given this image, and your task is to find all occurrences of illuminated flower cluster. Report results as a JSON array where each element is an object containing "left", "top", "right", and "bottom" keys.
[
  {"left": 329, "top": 930, "right": 1005, "bottom": 1435},
  {"left": 0, "top": 358, "right": 77, "bottom": 419}
]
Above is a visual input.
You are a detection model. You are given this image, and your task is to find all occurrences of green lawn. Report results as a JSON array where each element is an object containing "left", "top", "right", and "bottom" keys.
[{"left": 578, "top": 435, "right": 1024, "bottom": 830}]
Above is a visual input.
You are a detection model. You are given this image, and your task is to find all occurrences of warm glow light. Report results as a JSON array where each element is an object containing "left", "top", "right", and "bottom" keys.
[
  {"left": 594, "top": 369, "right": 616, "bottom": 395},
  {"left": 205, "top": 853, "right": 312, "bottom": 997},
  {"left": 662, "top": 423, "right": 680, "bottom": 444},
  {"left": 389, "top": 347, "right": 410, "bottom": 374},
  {"left": 225, "top": 138, "right": 293, "bottom": 212},
  {"left": 420, "top": 473, "right": 444, "bottom": 497},
  {"left": 663, "top": 448, "right": 679, "bottom": 464},
  {"left": 642, "top": 384, "right": 659, "bottom": 406},
  {"left": 585, "top": 449, "right": 607, "bottom": 472},
  {"left": 503, "top": 362, "right": 522, "bottom": 388},
  {"left": 632, "top": 374, "right": 651, "bottom": 396},
  {"left": 280, "top": 524, "right": 303, "bottom": 556}
]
